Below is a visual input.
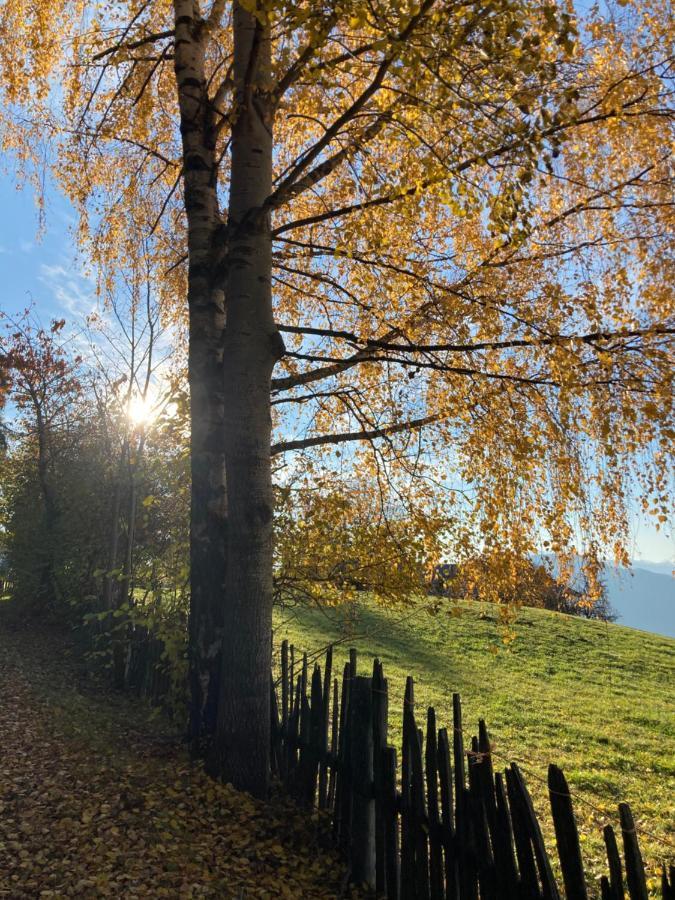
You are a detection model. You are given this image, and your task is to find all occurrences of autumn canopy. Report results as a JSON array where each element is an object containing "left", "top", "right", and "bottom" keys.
[{"left": 0, "top": 0, "right": 672, "bottom": 794}]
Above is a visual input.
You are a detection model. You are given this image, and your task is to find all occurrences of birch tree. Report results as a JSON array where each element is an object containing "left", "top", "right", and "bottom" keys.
[{"left": 0, "top": 0, "right": 672, "bottom": 795}]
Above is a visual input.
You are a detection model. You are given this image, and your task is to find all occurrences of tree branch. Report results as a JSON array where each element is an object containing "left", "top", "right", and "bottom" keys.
[
  {"left": 266, "top": 102, "right": 399, "bottom": 209},
  {"left": 205, "top": 0, "right": 227, "bottom": 30},
  {"left": 268, "top": 0, "right": 437, "bottom": 204},
  {"left": 276, "top": 324, "right": 675, "bottom": 356},
  {"left": 271, "top": 414, "right": 442, "bottom": 455},
  {"left": 92, "top": 29, "right": 175, "bottom": 62},
  {"left": 274, "top": 10, "right": 339, "bottom": 99},
  {"left": 272, "top": 103, "right": 662, "bottom": 237}
]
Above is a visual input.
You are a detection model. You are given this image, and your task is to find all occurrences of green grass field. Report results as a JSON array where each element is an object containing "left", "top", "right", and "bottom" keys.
[{"left": 274, "top": 597, "right": 675, "bottom": 895}]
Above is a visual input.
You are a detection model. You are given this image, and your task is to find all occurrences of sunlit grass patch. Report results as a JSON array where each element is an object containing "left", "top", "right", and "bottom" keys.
[{"left": 274, "top": 597, "right": 674, "bottom": 896}]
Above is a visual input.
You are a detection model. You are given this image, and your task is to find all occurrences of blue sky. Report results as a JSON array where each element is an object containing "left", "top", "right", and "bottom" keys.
[
  {"left": 0, "top": 177, "right": 96, "bottom": 323},
  {"left": 0, "top": 171, "right": 672, "bottom": 566}
]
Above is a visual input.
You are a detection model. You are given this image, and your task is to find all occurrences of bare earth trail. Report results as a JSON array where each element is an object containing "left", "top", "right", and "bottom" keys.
[{"left": 0, "top": 625, "right": 351, "bottom": 899}]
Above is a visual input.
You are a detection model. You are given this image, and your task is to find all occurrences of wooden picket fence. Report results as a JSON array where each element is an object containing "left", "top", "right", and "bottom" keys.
[
  {"left": 123, "top": 625, "right": 172, "bottom": 701},
  {"left": 271, "top": 640, "right": 674, "bottom": 899}
]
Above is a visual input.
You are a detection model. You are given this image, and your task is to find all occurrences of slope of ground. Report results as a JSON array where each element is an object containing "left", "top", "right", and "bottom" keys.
[
  {"left": 533, "top": 554, "right": 675, "bottom": 638},
  {"left": 0, "top": 624, "right": 354, "bottom": 899},
  {"left": 274, "top": 598, "right": 675, "bottom": 894}
]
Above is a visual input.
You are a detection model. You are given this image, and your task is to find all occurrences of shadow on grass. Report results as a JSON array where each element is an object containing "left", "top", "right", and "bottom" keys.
[{"left": 277, "top": 598, "right": 474, "bottom": 689}]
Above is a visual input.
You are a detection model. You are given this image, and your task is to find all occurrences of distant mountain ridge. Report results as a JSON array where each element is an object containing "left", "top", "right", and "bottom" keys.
[
  {"left": 533, "top": 554, "right": 674, "bottom": 639},
  {"left": 604, "top": 564, "right": 674, "bottom": 639},
  {"left": 631, "top": 559, "right": 674, "bottom": 577}
]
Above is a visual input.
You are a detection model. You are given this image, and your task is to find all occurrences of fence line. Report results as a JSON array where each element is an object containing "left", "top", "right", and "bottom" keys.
[
  {"left": 271, "top": 640, "right": 674, "bottom": 899},
  {"left": 91, "top": 622, "right": 673, "bottom": 897},
  {"left": 270, "top": 630, "right": 673, "bottom": 857}
]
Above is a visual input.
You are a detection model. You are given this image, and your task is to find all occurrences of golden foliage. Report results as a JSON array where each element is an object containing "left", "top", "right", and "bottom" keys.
[{"left": 0, "top": 0, "right": 672, "bottom": 588}]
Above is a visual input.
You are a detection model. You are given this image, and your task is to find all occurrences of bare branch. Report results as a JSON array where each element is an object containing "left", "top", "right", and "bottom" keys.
[
  {"left": 92, "top": 29, "right": 175, "bottom": 62},
  {"left": 271, "top": 413, "right": 442, "bottom": 455},
  {"left": 277, "top": 324, "right": 675, "bottom": 356},
  {"left": 267, "top": 101, "right": 399, "bottom": 210}
]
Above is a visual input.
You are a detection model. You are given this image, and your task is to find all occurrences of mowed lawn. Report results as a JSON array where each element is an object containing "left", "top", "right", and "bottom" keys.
[{"left": 274, "top": 598, "right": 675, "bottom": 895}]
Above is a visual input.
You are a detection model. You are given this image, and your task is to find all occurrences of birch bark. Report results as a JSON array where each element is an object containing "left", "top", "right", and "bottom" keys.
[
  {"left": 173, "top": 0, "right": 228, "bottom": 750},
  {"left": 212, "top": 0, "right": 281, "bottom": 795}
]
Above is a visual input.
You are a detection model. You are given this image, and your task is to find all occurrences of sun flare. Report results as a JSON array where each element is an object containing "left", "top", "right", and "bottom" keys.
[{"left": 127, "top": 394, "right": 156, "bottom": 426}]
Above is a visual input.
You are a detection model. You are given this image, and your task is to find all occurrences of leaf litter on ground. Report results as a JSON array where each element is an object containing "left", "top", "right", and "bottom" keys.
[{"left": 0, "top": 624, "right": 361, "bottom": 899}]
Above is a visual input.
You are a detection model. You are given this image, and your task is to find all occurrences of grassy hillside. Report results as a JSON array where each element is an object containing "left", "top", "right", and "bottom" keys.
[{"left": 274, "top": 598, "right": 675, "bottom": 894}]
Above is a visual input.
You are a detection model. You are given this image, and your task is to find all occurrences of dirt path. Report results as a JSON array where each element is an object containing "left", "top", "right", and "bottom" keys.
[{"left": 0, "top": 625, "right": 351, "bottom": 898}]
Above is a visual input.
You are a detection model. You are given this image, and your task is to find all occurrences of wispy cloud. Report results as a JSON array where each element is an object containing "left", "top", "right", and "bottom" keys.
[{"left": 38, "top": 262, "right": 96, "bottom": 318}]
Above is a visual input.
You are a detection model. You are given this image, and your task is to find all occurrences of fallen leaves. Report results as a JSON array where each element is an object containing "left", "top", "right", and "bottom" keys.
[{"left": 0, "top": 626, "right": 361, "bottom": 898}]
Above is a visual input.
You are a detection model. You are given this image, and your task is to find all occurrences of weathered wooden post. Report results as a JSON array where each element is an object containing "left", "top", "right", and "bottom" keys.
[
  {"left": 382, "top": 745, "right": 400, "bottom": 900},
  {"left": 335, "top": 662, "right": 352, "bottom": 848},
  {"left": 548, "top": 764, "right": 588, "bottom": 900},
  {"left": 280, "top": 640, "right": 289, "bottom": 774},
  {"left": 349, "top": 675, "right": 376, "bottom": 888},
  {"left": 510, "top": 763, "right": 561, "bottom": 900},
  {"left": 619, "top": 803, "right": 649, "bottom": 900},
  {"left": 372, "top": 659, "right": 389, "bottom": 895},
  {"left": 318, "top": 646, "right": 333, "bottom": 809},
  {"left": 426, "top": 706, "right": 444, "bottom": 900},
  {"left": 602, "top": 824, "right": 625, "bottom": 900},
  {"left": 401, "top": 677, "right": 415, "bottom": 899}
]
